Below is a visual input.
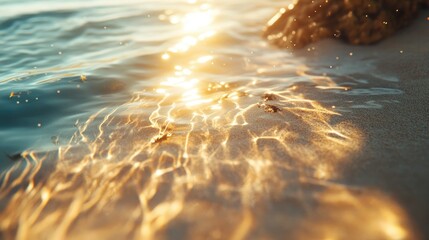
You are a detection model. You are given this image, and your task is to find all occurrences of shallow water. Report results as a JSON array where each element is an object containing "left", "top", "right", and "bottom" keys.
[{"left": 1, "top": 0, "right": 428, "bottom": 239}]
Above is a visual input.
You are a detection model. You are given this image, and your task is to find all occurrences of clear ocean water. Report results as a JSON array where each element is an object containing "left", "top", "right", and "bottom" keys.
[{"left": 1, "top": 0, "right": 428, "bottom": 239}]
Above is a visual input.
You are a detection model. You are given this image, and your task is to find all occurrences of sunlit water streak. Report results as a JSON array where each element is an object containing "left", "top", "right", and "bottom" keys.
[{"left": 0, "top": 0, "right": 419, "bottom": 239}]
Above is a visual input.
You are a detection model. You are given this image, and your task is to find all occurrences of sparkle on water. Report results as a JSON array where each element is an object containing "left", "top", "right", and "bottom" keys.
[{"left": 0, "top": 0, "right": 417, "bottom": 239}]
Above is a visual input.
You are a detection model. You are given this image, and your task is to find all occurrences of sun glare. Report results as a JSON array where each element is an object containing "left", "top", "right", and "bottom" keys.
[{"left": 183, "top": 10, "right": 214, "bottom": 32}]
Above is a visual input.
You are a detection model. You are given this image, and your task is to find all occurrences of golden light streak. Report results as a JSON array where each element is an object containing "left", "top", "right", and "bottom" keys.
[
  {"left": 0, "top": 3, "right": 417, "bottom": 240},
  {"left": 183, "top": 11, "right": 214, "bottom": 32}
]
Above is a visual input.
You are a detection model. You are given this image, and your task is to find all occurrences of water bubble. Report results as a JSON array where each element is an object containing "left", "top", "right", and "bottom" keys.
[{"left": 37, "top": 123, "right": 42, "bottom": 127}]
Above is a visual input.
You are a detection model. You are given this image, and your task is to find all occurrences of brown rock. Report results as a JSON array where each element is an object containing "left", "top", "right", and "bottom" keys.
[{"left": 263, "top": 0, "right": 427, "bottom": 49}]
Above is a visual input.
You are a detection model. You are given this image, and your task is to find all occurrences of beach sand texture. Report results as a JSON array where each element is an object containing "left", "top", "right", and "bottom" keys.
[{"left": 0, "top": 1, "right": 428, "bottom": 239}]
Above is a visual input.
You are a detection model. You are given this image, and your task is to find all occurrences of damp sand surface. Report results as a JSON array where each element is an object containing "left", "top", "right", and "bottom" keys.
[{"left": 0, "top": 1, "right": 428, "bottom": 239}]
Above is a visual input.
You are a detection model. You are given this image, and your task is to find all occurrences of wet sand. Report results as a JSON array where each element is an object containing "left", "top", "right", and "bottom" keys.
[
  {"left": 297, "top": 11, "right": 429, "bottom": 238},
  {"left": 0, "top": 2, "right": 428, "bottom": 239}
]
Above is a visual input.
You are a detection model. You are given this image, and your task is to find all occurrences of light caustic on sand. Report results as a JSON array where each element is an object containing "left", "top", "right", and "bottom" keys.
[{"left": 0, "top": 2, "right": 417, "bottom": 240}]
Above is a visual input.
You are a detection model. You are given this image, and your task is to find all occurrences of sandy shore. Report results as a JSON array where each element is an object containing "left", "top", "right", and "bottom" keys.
[
  {"left": 0, "top": 6, "right": 428, "bottom": 240},
  {"left": 296, "top": 11, "right": 429, "bottom": 237}
]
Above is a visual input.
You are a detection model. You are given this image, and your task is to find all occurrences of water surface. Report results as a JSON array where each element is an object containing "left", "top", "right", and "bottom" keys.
[{"left": 1, "top": 0, "right": 428, "bottom": 239}]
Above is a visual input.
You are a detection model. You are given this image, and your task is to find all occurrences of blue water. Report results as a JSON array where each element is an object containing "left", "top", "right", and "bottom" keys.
[
  {"left": 0, "top": 0, "right": 407, "bottom": 155},
  {"left": 0, "top": 0, "right": 284, "bottom": 154},
  {"left": 1, "top": 0, "right": 428, "bottom": 239}
]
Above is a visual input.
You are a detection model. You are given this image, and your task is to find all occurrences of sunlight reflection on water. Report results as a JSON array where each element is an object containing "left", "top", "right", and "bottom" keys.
[{"left": 0, "top": 0, "right": 419, "bottom": 239}]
